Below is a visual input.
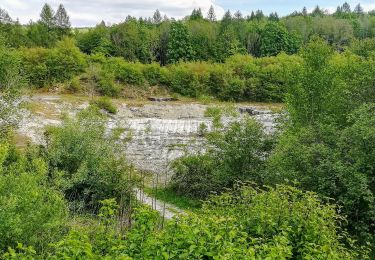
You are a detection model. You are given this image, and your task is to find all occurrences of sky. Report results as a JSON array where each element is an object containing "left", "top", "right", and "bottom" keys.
[{"left": 1, "top": 0, "right": 375, "bottom": 27}]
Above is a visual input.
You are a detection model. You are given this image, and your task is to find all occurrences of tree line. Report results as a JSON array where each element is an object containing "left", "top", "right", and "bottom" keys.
[{"left": 2, "top": 2, "right": 375, "bottom": 64}]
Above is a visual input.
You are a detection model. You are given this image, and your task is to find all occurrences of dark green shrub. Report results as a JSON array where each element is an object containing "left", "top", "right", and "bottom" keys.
[
  {"left": 142, "top": 63, "right": 162, "bottom": 86},
  {"left": 20, "top": 38, "right": 86, "bottom": 87},
  {"left": 106, "top": 58, "right": 145, "bottom": 86},
  {"left": 171, "top": 118, "right": 273, "bottom": 199},
  {"left": 117, "top": 63, "right": 144, "bottom": 86},
  {"left": 19, "top": 47, "right": 49, "bottom": 87},
  {"left": 259, "top": 22, "right": 301, "bottom": 56},
  {"left": 206, "top": 65, "right": 230, "bottom": 95},
  {"left": 218, "top": 77, "right": 245, "bottom": 101},
  {"left": 0, "top": 45, "right": 22, "bottom": 90},
  {"left": 46, "top": 37, "right": 86, "bottom": 83},
  {"left": 171, "top": 155, "right": 216, "bottom": 199},
  {"left": 97, "top": 71, "right": 121, "bottom": 97},
  {"left": 45, "top": 108, "right": 135, "bottom": 212},
  {"left": 267, "top": 114, "right": 375, "bottom": 248},
  {"left": 169, "top": 66, "right": 200, "bottom": 97}
]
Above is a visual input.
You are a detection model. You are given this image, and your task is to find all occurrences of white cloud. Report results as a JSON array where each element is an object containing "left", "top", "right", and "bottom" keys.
[{"left": 1, "top": 0, "right": 225, "bottom": 27}]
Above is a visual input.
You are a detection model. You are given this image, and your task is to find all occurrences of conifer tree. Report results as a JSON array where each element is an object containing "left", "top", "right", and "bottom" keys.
[
  {"left": 342, "top": 2, "right": 351, "bottom": 13},
  {"left": 54, "top": 4, "right": 71, "bottom": 29},
  {"left": 250, "top": 11, "right": 255, "bottom": 20},
  {"left": 207, "top": 5, "right": 216, "bottom": 21},
  {"left": 40, "top": 3, "right": 55, "bottom": 29},
  {"left": 302, "top": 7, "right": 308, "bottom": 16},
  {"left": 153, "top": 9, "right": 162, "bottom": 24},
  {"left": 190, "top": 8, "right": 203, "bottom": 20},
  {"left": 311, "top": 6, "right": 324, "bottom": 17},
  {"left": 269, "top": 12, "right": 279, "bottom": 21},
  {"left": 0, "top": 8, "right": 12, "bottom": 24},
  {"left": 354, "top": 4, "right": 364, "bottom": 16},
  {"left": 222, "top": 10, "right": 232, "bottom": 23},
  {"left": 234, "top": 10, "right": 243, "bottom": 21},
  {"left": 335, "top": 6, "right": 343, "bottom": 16},
  {"left": 255, "top": 10, "right": 265, "bottom": 20}
]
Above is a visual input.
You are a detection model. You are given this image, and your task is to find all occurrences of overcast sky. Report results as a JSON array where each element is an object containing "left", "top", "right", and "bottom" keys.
[{"left": 1, "top": 0, "right": 375, "bottom": 27}]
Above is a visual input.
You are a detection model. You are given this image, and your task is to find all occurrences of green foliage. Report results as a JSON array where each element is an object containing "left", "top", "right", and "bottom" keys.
[
  {"left": 0, "top": 44, "right": 22, "bottom": 90},
  {"left": 0, "top": 185, "right": 366, "bottom": 258},
  {"left": 104, "top": 185, "right": 361, "bottom": 259},
  {"left": 267, "top": 104, "right": 375, "bottom": 247},
  {"left": 76, "top": 24, "right": 114, "bottom": 56},
  {"left": 96, "top": 70, "right": 121, "bottom": 97},
  {"left": 66, "top": 76, "right": 81, "bottom": 93},
  {"left": 171, "top": 118, "right": 273, "bottom": 199},
  {"left": 20, "top": 38, "right": 86, "bottom": 87},
  {"left": 51, "top": 231, "right": 96, "bottom": 259},
  {"left": 0, "top": 143, "right": 67, "bottom": 251},
  {"left": 142, "top": 62, "right": 162, "bottom": 86},
  {"left": 168, "top": 64, "right": 202, "bottom": 97},
  {"left": 104, "top": 57, "right": 145, "bottom": 86},
  {"left": 98, "top": 198, "right": 119, "bottom": 226},
  {"left": 1, "top": 5, "right": 375, "bottom": 257},
  {"left": 349, "top": 38, "right": 375, "bottom": 57},
  {"left": 286, "top": 37, "right": 335, "bottom": 126},
  {"left": 3, "top": 3, "right": 375, "bottom": 64},
  {"left": 19, "top": 47, "right": 50, "bottom": 87},
  {"left": 219, "top": 76, "right": 245, "bottom": 101},
  {"left": 0, "top": 44, "right": 23, "bottom": 138},
  {"left": 167, "top": 22, "right": 194, "bottom": 63},
  {"left": 2, "top": 243, "right": 37, "bottom": 259},
  {"left": 259, "top": 22, "right": 301, "bottom": 56},
  {"left": 116, "top": 62, "right": 144, "bottom": 86},
  {"left": 90, "top": 96, "right": 117, "bottom": 114},
  {"left": 45, "top": 108, "right": 135, "bottom": 212},
  {"left": 46, "top": 37, "right": 86, "bottom": 83}
]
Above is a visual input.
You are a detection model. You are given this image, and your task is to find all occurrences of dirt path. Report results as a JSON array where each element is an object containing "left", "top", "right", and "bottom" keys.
[{"left": 134, "top": 188, "right": 184, "bottom": 220}]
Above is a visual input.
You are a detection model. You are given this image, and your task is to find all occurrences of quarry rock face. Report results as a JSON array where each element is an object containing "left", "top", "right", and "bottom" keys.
[{"left": 19, "top": 96, "right": 278, "bottom": 176}]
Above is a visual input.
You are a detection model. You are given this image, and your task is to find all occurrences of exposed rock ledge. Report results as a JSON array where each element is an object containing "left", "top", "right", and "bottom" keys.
[{"left": 18, "top": 95, "right": 278, "bottom": 177}]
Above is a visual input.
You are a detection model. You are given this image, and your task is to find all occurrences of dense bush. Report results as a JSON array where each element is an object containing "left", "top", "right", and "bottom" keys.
[
  {"left": 259, "top": 22, "right": 301, "bottom": 57},
  {"left": 0, "top": 43, "right": 22, "bottom": 90},
  {"left": 267, "top": 104, "right": 375, "bottom": 245},
  {"left": 171, "top": 118, "right": 274, "bottom": 199},
  {"left": 46, "top": 38, "right": 86, "bottom": 83},
  {"left": 71, "top": 52, "right": 304, "bottom": 102},
  {"left": 19, "top": 47, "right": 50, "bottom": 87},
  {"left": 168, "top": 64, "right": 201, "bottom": 97},
  {"left": 0, "top": 143, "right": 67, "bottom": 251},
  {"left": 76, "top": 24, "right": 114, "bottom": 56},
  {"left": 45, "top": 108, "right": 136, "bottom": 212},
  {"left": 96, "top": 69, "right": 121, "bottom": 97},
  {"left": 104, "top": 58, "right": 145, "bottom": 86},
  {"left": 142, "top": 62, "right": 163, "bottom": 86},
  {"left": 20, "top": 38, "right": 86, "bottom": 87},
  {"left": 0, "top": 44, "right": 23, "bottom": 137},
  {"left": 266, "top": 37, "right": 375, "bottom": 249},
  {"left": 35, "top": 185, "right": 363, "bottom": 258}
]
